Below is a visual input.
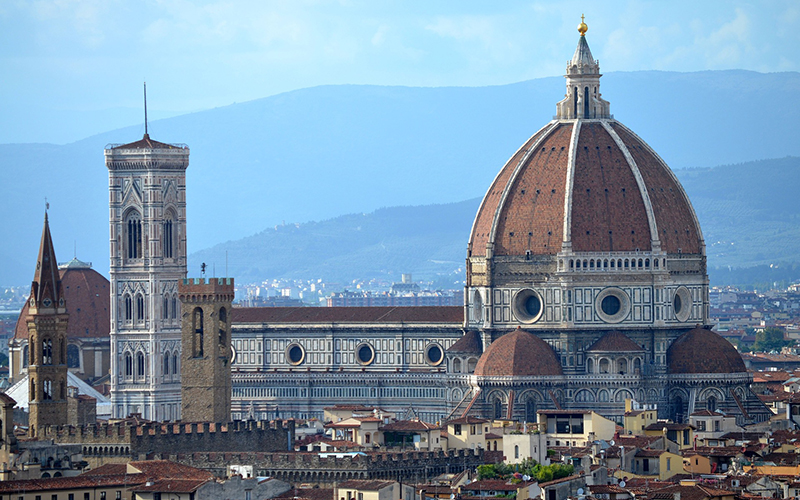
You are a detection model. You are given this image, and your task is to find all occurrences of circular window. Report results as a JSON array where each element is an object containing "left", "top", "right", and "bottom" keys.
[
  {"left": 356, "top": 343, "right": 375, "bottom": 365},
  {"left": 230, "top": 345, "right": 237, "bottom": 365},
  {"left": 513, "top": 289, "right": 544, "bottom": 323},
  {"left": 595, "top": 288, "right": 630, "bottom": 323},
  {"left": 42, "top": 298, "right": 52, "bottom": 307},
  {"left": 425, "top": 343, "right": 444, "bottom": 366},
  {"left": 673, "top": 286, "right": 692, "bottom": 322},
  {"left": 601, "top": 295, "right": 621, "bottom": 316},
  {"left": 285, "top": 343, "right": 305, "bottom": 366}
]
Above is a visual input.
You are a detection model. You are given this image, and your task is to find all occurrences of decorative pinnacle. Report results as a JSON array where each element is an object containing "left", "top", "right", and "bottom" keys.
[{"left": 578, "top": 14, "right": 588, "bottom": 36}]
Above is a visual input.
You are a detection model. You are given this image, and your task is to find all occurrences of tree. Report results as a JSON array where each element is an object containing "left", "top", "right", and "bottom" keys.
[{"left": 752, "top": 327, "right": 791, "bottom": 352}]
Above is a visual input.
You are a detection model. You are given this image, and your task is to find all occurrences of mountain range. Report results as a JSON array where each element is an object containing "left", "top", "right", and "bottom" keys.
[{"left": 2, "top": 70, "right": 799, "bottom": 287}]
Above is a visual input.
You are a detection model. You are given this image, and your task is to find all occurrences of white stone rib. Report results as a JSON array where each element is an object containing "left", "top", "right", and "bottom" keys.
[
  {"left": 601, "top": 120, "right": 661, "bottom": 249},
  {"left": 613, "top": 122, "right": 706, "bottom": 254},
  {"left": 561, "top": 119, "right": 582, "bottom": 249},
  {"left": 486, "top": 121, "right": 561, "bottom": 250},
  {"left": 468, "top": 120, "right": 556, "bottom": 257}
]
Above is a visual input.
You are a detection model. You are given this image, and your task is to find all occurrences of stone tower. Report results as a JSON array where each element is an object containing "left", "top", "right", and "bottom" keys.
[
  {"left": 106, "top": 134, "right": 189, "bottom": 421},
  {"left": 27, "top": 214, "right": 69, "bottom": 436},
  {"left": 179, "top": 277, "right": 234, "bottom": 423}
]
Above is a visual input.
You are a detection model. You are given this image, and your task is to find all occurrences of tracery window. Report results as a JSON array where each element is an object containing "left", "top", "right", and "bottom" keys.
[
  {"left": 42, "top": 338, "right": 53, "bottom": 365},
  {"left": 126, "top": 211, "right": 142, "bottom": 259},
  {"left": 136, "top": 352, "right": 145, "bottom": 378},
  {"left": 163, "top": 217, "right": 174, "bottom": 258}
]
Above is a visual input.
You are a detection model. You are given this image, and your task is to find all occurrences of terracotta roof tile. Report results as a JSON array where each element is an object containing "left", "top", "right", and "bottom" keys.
[
  {"left": 232, "top": 306, "right": 462, "bottom": 324},
  {"left": 447, "top": 331, "right": 483, "bottom": 354},
  {"left": 667, "top": 327, "right": 746, "bottom": 374},
  {"left": 587, "top": 331, "right": 644, "bottom": 352},
  {"left": 474, "top": 329, "right": 562, "bottom": 377}
]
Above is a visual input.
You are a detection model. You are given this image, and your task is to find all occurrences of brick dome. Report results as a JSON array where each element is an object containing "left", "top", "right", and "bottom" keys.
[
  {"left": 15, "top": 260, "right": 110, "bottom": 340},
  {"left": 667, "top": 327, "right": 746, "bottom": 374},
  {"left": 468, "top": 120, "right": 703, "bottom": 258},
  {"left": 474, "top": 328, "right": 563, "bottom": 377}
]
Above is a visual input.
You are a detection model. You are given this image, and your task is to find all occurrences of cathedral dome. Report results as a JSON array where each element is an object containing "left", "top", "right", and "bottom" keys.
[
  {"left": 474, "top": 328, "right": 563, "bottom": 377},
  {"left": 15, "top": 262, "right": 110, "bottom": 340},
  {"left": 667, "top": 327, "right": 746, "bottom": 374},
  {"left": 468, "top": 118, "right": 703, "bottom": 259}
]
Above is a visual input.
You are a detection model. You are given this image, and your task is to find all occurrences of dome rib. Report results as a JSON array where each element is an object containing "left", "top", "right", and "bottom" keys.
[
  {"left": 469, "top": 122, "right": 556, "bottom": 257},
  {"left": 486, "top": 121, "right": 562, "bottom": 251},
  {"left": 561, "top": 120, "right": 582, "bottom": 249},
  {"left": 601, "top": 121, "right": 660, "bottom": 247}
]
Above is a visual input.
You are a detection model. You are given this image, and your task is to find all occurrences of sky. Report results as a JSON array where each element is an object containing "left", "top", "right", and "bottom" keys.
[{"left": 1, "top": 0, "right": 798, "bottom": 144}]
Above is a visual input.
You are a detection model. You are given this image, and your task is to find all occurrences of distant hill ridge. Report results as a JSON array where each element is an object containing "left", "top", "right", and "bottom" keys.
[
  {"left": 190, "top": 156, "right": 800, "bottom": 287},
  {"left": 2, "top": 70, "right": 799, "bottom": 286}
]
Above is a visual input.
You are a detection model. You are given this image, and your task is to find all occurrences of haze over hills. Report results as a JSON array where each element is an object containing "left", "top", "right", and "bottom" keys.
[
  {"left": 189, "top": 156, "right": 800, "bottom": 287},
  {"left": 2, "top": 70, "right": 799, "bottom": 287}
]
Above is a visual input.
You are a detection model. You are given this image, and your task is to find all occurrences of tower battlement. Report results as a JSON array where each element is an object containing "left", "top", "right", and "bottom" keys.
[{"left": 179, "top": 278, "right": 235, "bottom": 302}]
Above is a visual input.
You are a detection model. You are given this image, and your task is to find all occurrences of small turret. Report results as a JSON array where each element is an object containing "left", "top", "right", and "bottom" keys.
[{"left": 556, "top": 16, "right": 612, "bottom": 120}]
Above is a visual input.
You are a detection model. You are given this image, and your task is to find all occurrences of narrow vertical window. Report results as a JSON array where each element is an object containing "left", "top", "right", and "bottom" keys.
[
  {"left": 193, "top": 307, "right": 204, "bottom": 357},
  {"left": 124, "top": 353, "right": 133, "bottom": 378},
  {"left": 126, "top": 212, "right": 142, "bottom": 259},
  {"left": 218, "top": 307, "right": 228, "bottom": 347},
  {"left": 124, "top": 295, "right": 133, "bottom": 321},
  {"left": 136, "top": 295, "right": 145, "bottom": 321},
  {"left": 136, "top": 352, "right": 145, "bottom": 378},
  {"left": 163, "top": 218, "right": 173, "bottom": 258}
]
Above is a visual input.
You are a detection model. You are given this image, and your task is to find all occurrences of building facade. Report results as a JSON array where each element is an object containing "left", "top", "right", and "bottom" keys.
[{"left": 105, "top": 134, "right": 189, "bottom": 421}]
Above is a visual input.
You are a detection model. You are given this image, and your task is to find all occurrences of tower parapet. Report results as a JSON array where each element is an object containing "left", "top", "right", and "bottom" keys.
[{"left": 180, "top": 278, "right": 235, "bottom": 423}]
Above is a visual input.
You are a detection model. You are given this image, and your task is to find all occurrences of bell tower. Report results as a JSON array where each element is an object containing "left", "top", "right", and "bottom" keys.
[
  {"left": 26, "top": 213, "right": 69, "bottom": 436},
  {"left": 179, "top": 277, "right": 234, "bottom": 423},
  {"left": 106, "top": 132, "right": 189, "bottom": 421}
]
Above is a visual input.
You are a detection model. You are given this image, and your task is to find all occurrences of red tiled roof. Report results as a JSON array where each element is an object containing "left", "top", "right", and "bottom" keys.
[
  {"left": 447, "top": 331, "right": 483, "bottom": 354},
  {"left": 474, "top": 329, "right": 562, "bottom": 377},
  {"left": 112, "top": 134, "right": 185, "bottom": 150},
  {"left": 587, "top": 331, "right": 644, "bottom": 352},
  {"left": 462, "top": 480, "right": 537, "bottom": 492},
  {"left": 380, "top": 420, "right": 438, "bottom": 432},
  {"left": 338, "top": 480, "right": 396, "bottom": 490},
  {"left": 276, "top": 488, "right": 335, "bottom": 500},
  {"left": 132, "top": 478, "right": 210, "bottom": 493},
  {"left": 232, "top": 306, "right": 462, "bottom": 324},
  {"left": 445, "top": 416, "right": 488, "bottom": 425},
  {"left": 667, "top": 327, "right": 746, "bottom": 374}
]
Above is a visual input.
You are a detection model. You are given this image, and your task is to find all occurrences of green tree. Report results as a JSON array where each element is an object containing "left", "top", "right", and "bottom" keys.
[{"left": 752, "top": 327, "right": 791, "bottom": 352}]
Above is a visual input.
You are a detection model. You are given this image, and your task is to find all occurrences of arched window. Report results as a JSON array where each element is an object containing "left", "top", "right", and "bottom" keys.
[
  {"left": 43, "top": 379, "right": 52, "bottom": 400},
  {"left": 634, "top": 358, "right": 642, "bottom": 374},
  {"left": 525, "top": 399, "right": 537, "bottom": 422},
  {"left": 136, "top": 352, "right": 145, "bottom": 378},
  {"left": 467, "top": 357, "right": 478, "bottom": 373},
  {"left": 171, "top": 295, "right": 177, "bottom": 319},
  {"left": 494, "top": 398, "right": 503, "bottom": 419},
  {"left": 618, "top": 359, "right": 628, "bottom": 374},
  {"left": 124, "top": 352, "right": 133, "bottom": 378},
  {"left": 31, "top": 379, "right": 35, "bottom": 400},
  {"left": 218, "top": 307, "right": 228, "bottom": 346},
  {"left": 707, "top": 396, "right": 717, "bottom": 413},
  {"left": 172, "top": 353, "right": 179, "bottom": 376},
  {"left": 193, "top": 307, "right": 204, "bottom": 357},
  {"left": 136, "top": 295, "right": 145, "bottom": 322},
  {"left": 163, "top": 217, "right": 174, "bottom": 258},
  {"left": 42, "top": 338, "right": 53, "bottom": 365},
  {"left": 583, "top": 86, "right": 590, "bottom": 117},
  {"left": 163, "top": 353, "right": 170, "bottom": 379},
  {"left": 67, "top": 344, "right": 80, "bottom": 368},
  {"left": 124, "top": 294, "right": 133, "bottom": 321},
  {"left": 22, "top": 344, "right": 29, "bottom": 368},
  {"left": 587, "top": 358, "right": 594, "bottom": 373},
  {"left": 598, "top": 390, "right": 609, "bottom": 402},
  {"left": 126, "top": 211, "right": 142, "bottom": 259},
  {"left": 599, "top": 358, "right": 610, "bottom": 374},
  {"left": 453, "top": 358, "right": 462, "bottom": 373},
  {"left": 515, "top": 445, "right": 520, "bottom": 459},
  {"left": 163, "top": 295, "right": 169, "bottom": 321}
]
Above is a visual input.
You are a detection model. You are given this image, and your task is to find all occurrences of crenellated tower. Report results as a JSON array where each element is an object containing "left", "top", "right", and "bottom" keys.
[
  {"left": 106, "top": 133, "right": 189, "bottom": 421},
  {"left": 26, "top": 213, "right": 69, "bottom": 436},
  {"left": 179, "top": 277, "right": 234, "bottom": 423}
]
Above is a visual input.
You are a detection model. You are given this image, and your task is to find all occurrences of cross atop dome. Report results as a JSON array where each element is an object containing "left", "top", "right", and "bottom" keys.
[{"left": 556, "top": 16, "right": 611, "bottom": 120}]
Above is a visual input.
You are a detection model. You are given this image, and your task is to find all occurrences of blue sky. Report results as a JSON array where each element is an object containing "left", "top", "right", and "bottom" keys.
[{"left": 1, "top": 0, "right": 798, "bottom": 144}]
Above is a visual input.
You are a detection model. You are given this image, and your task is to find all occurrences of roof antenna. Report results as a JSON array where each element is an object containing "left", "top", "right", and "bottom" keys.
[{"left": 143, "top": 81, "right": 149, "bottom": 138}]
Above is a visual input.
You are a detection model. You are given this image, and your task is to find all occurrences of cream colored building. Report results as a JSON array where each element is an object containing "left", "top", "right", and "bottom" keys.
[
  {"left": 336, "top": 480, "right": 415, "bottom": 500},
  {"left": 538, "top": 410, "right": 616, "bottom": 447},
  {"left": 443, "top": 416, "right": 488, "bottom": 450}
]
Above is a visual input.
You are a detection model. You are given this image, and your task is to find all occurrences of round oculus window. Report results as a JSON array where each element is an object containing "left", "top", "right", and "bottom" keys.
[
  {"left": 356, "top": 343, "right": 375, "bottom": 365},
  {"left": 601, "top": 295, "right": 621, "bottom": 316},
  {"left": 673, "top": 286, "right": 692, "bottom": 322},
  {"left": 595, "top": 288, "right": 630, "bottom": 324},
  {"left": 513, "top": 289, "right": 544, "bottom": 323},
  {"left": 286, "top": 343, "right": 305, "bottom": 366},
  {"left": 425, "top": 343, "right": 444, "bottom": 366}
]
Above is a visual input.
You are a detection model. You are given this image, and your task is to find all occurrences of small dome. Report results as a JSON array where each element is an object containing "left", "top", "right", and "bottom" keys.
[
  {"left": 587, "top": 331, "right": 644, "bottom": 352},
  {"left": 474, "top": 329, "right": 563, "bottom": 377},
  {"left": 667, "top": 327, "right": 746, "bottom": 374},
  {"left": 15, "top": 265, "right": 110, "bottom": 340}
]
